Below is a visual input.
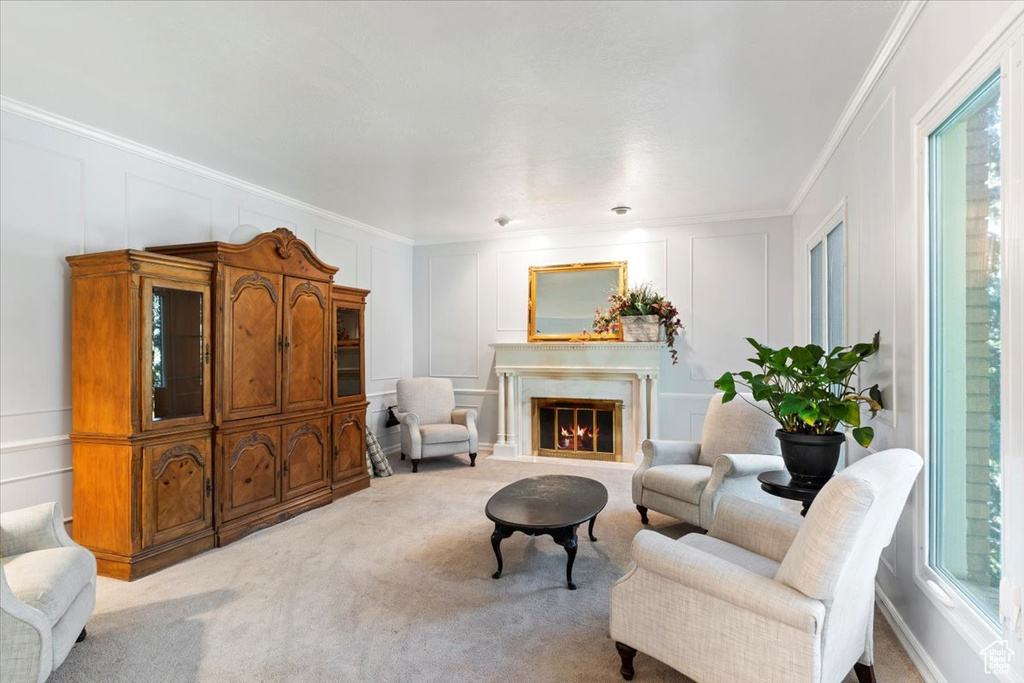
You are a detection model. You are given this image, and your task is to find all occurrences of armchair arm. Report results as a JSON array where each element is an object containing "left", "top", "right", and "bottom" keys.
[
  {"left": 640, "top": 440, "right": 701, "bottom": 468},
  {"left": 699, "top": 453, "right": 785, "bottom": 528},
  {"left": 633, "top": 440, "right": 701, "bottom": 504},
  {"left": 630, "top": 530, "right": 823, "bottom": 634},
  {"left": 708, "top": 495, "right": 803, "bottom": 563},
  {"left": 451, "top": 409, "right": 479, "bottom": 453},
  {"left": 0, "top": 501, "right": 74, "bottom": 557},
  {"left": 396, "top": 411, "right": 422, "bottom": 460},
  {"left": 395, "top": 411, "right": 419, "bottom": 428},
  {"left": 1, "top": 564, "right": 53, "bottom": 683}
]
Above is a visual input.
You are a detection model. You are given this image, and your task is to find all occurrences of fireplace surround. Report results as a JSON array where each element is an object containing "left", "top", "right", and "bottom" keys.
[{"left": 490, "top": 341, "right": 663, "bottom": 463}]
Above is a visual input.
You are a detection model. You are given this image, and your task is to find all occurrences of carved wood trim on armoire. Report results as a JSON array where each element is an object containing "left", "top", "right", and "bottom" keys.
[{"left": 67, "top": 229, "right": 370, "bottom": 580}]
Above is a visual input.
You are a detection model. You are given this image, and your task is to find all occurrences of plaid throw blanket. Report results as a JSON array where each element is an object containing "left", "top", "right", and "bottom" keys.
[{"left": 366, "top": 430, "right": 393, "bottom": 477}]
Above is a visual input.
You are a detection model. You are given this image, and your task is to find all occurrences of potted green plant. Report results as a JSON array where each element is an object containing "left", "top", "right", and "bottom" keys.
[
  {"left": 713, "top": 332, "right": 884, "bottom": 487},
  {"left": 593, "top": 283, "right": 684, "bottom": 364}
]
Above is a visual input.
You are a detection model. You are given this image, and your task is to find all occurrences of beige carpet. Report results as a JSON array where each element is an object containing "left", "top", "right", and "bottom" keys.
[{"left": 53, "top": 453, "right": 923, "bottom": 683}]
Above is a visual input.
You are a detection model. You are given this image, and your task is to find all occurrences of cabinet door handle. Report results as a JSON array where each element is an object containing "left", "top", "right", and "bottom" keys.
[
  {"left": 204, "top": 343, "right": 211, "bottom": 364},
  {"left": 205, "top": 477, "right": 212, "bottom": 498},
  {"left": 277, "top": 335, "right": 284, "bottom": 350},
  {"left": 282, "top": 460, "right": 289, "bottom": 474},
  {"left": 284, "top": 337, "right": 291, "bottom": 350},
  {"left": 333, "top": 445, "right": 339, "bottom": 459}
]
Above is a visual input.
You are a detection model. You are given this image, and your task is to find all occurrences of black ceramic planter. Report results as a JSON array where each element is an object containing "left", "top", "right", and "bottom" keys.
[{"left": 775, "top": 429, "right": 844, "bottom": 488}]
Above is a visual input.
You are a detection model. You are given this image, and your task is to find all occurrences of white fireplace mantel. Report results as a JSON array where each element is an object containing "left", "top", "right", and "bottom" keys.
[{"left": 490, "top": 342, "right": 664, "bottom": 462}]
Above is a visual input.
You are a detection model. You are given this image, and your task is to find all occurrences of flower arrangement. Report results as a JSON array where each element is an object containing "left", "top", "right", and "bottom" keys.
[{"left": 592, "top": 283, "right": 683, "bottom": 364}]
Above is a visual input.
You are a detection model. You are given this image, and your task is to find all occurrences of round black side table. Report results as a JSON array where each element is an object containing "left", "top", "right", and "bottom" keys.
[{"left": 757, "top": 470, "right": 826, "bottom": 517}]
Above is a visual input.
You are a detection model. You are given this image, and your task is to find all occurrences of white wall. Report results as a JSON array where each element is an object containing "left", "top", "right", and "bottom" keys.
[
  {"left": 0, "top": 109, "right": 414, "bottom": 517},
  {"left": 410, "top": 217, "right": 794, "bottom": 449},
  {"left": 791, "top": 2, "right": 1020, "bottom": 681}
]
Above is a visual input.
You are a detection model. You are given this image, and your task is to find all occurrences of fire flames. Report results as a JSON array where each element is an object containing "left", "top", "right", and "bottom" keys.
[{"left": 558, "top": 425, "right": 599, "bottom": 451}]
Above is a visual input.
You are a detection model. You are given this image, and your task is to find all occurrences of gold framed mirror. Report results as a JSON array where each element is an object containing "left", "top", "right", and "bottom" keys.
[{"left": 528, "top": 261, "right": 627, "bottom": 342}]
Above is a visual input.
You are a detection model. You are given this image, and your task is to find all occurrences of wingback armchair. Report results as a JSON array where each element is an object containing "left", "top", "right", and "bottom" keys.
[
  {"left": 1, "top": 502, "right": 96, "bottom": 683},
  {"left": 611, "top": 448, "right": 923, "bottom": 683},
  {"left": 396, "top": 377, "right": 478, "bottom": 472},
  {"left": 634, "top": 393, "right": 784, "bottom": 530}
]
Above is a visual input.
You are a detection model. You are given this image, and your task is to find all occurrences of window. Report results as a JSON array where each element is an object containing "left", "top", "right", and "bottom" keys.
[
  {"left": 808, "top": 217, "right": 844, "bottom": 349},
  {"left": 928, "top": 71, "right": 1001, "bottom": 625}
]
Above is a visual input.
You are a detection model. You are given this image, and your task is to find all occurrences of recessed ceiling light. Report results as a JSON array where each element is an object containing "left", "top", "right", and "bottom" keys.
[
  {"left": 495, "top": 216, "right": 511, "bottom": 227},
  {"left": 611, "top": 206, "right": 632, "bottom": 216}
]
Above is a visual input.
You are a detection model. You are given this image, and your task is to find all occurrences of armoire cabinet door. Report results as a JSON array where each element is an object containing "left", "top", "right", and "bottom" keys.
[
  {"left": 333, "top": 410, "right": 366, "bottom": 482},
  {"left": 141, "top": 278, "right": 212, "bottom": 432},
  {"left": 223, "top": 267, "right": 283, "bottom": 421},
  {"left": 283, "top": 278, "right": 330, "bottom": 412},
  {"left": 282, "top": 417, "right": 329, "bottom": 500},
  {"left": 141, "top": 436, "right": 213, "bottom": 548},
  {"left": 220, "top": 427, "right": 281, "bottom": 522}
]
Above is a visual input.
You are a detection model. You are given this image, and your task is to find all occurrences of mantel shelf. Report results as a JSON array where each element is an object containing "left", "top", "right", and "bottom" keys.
[{"left": 489, "top": 341, "right": 665, "bottom": 351}]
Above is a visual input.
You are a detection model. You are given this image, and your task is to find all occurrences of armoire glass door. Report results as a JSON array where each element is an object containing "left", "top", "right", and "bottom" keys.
[
  {"left": 143, "top": 279, "right": 211, "bottom": 430},
  {"left": 335, "top": 305, "right": 362, "bottom": 400}
]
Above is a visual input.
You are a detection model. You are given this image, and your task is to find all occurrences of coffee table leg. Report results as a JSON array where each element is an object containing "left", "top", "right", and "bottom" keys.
[
  {"left": 588, "top": 515, "right": 598, "bottom": 542},
  {"left": 491, "top": 523, "right": 512, "bottom": 579},
  {"left": 558, "top": 526, "right": 579, "bottom": 590}
]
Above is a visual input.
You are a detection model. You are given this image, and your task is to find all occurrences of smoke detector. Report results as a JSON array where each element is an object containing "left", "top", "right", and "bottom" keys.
[
  {"left": 495, "top": 216, "right": 511, "bottom": 228},
  {"left": 611, "top": 206, "right": 632, "bottom": 216}
]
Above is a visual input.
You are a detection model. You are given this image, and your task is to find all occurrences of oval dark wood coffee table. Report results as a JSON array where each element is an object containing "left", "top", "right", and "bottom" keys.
[{"left": 485, "top": 475, "right": 608, "bottom": 590}]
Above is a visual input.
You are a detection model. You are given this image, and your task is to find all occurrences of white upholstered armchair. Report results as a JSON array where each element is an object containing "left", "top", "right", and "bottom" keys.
[
  {"left": 1, "top": 502, "right": 96, "bottom": 683},
  {"left": 611, "top": 448, "right": 922, "bottom": 683},
  {"left": 396, "top": 377, "right": 478, "bottom": 473},
  {"left": 634, "top": 393, "right": 784, "bottom": 530}
]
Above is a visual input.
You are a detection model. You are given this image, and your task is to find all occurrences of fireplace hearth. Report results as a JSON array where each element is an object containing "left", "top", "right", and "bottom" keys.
[{"left": 532, "top": 398, "right": 623, "bottom": 462}]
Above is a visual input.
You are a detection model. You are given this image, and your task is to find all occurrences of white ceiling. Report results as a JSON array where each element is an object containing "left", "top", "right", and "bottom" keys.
[{"left": 0, "top": 1, "right": 901, "bottom": 242}]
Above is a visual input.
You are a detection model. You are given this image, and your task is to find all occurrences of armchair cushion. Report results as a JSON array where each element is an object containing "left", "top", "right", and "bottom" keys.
[
  {"left": 419, "top": 423, "right": 470, "bottom": 445},
  {"left": 708, "top": 495, "right": 803, "bottom": 564},
  {"left": 2, "top": 548, "right": 94, "bottom": 626},
  {"left": 640, "top": 465, "right": 711, "bottom": 505},
  {"left": 696, "top": 394, "right": 780, "bottom": 467},
  {"left": 679, "top": 534, "right": 781, "bottom": 579}
]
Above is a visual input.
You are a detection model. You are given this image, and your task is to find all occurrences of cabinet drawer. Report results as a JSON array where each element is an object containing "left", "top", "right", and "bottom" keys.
[{"left": 141, "top": 436, "right": 213, "bottom": 549}]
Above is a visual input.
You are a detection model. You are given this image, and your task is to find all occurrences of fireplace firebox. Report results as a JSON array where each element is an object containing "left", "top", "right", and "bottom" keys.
[{"left": 531, "top": 398, "right": 623, "bottom": 462}]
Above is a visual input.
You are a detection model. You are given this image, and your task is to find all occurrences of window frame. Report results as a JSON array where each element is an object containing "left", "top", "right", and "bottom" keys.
[
  {"left": 912, "top": 19, "right": 1023, "bottom": 676},
  {"left": 805, "top": 198, "right": 848, "bottom": 350}
]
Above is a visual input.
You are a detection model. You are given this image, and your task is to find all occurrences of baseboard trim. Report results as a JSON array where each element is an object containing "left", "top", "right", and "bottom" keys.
[{"left": 875, "top": 584, "right": 946, "bottom": 683}]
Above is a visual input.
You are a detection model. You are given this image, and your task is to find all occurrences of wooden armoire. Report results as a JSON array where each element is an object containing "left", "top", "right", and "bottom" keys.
[{"left": 67, "top": 229, "right": 369, "bottom": 580}]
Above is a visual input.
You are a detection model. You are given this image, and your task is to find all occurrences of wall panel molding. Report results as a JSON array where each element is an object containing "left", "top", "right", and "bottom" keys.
[
  {"left": 428, "top": 253, "right": 480, "bottom": 378},
  {"left": 689, "top": 232, "right": 769, "bottom": 381},
  {"left": 788, "top": 0, "right": 926, "bottom": 214},
  {"left": 0, "top": 97, "right": 413, "bottom": 245}
]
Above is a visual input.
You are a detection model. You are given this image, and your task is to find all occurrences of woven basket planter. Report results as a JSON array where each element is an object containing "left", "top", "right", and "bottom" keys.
[{"left": 621, "top": 315, "right": 662, "bottom": 342}]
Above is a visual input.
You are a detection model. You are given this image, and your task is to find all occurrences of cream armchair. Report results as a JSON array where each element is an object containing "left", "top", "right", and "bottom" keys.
[
  {"left": 396, "top": 377, "right": 478, "bottom": 473},
  {"left": 611, "top": 448, "right": 922, "bottom": 683},
  {"left": 1, "top": 502, "right": 96, "bottom": 683},
  {"left": 634, "top": 393, "right": 784, "bottom": 529}
]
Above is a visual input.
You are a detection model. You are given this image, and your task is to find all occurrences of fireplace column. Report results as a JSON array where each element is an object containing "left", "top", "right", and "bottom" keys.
[
  {"left": 497, "top": 372, "right": 507, "bottom": 445},
  {"left": 637, "top": 374, "right": 649, "bottom": 444},
  {"left": 492, "top": 370, "right": 518, "bottom": 457},
  {"left": 648, "top": 373, "right": 659, "bottom": 440}
]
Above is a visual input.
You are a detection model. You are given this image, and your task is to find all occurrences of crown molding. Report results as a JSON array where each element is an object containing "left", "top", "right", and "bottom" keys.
[
  {"left": 787, "top": 0, "right": 927, "bottom": 215},
  {"left": 0, "top": 96, "right": 415, "bottom": 246},
  {"left": 413, "top": 208, "right": 791, "bottom": 246}
]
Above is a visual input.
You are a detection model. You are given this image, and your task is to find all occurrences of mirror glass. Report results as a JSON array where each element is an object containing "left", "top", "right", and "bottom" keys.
[{"left": 529, "top": 262, "right": 625, "bottom": 341}]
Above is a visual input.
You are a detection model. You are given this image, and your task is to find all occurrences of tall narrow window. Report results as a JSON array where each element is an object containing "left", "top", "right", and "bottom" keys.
[
  {"left": 928, "top": 71, "right": 1001, "bottom": 624},
  {"left": 809, "top": 222, "right": 844, "bottom": 348}
]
